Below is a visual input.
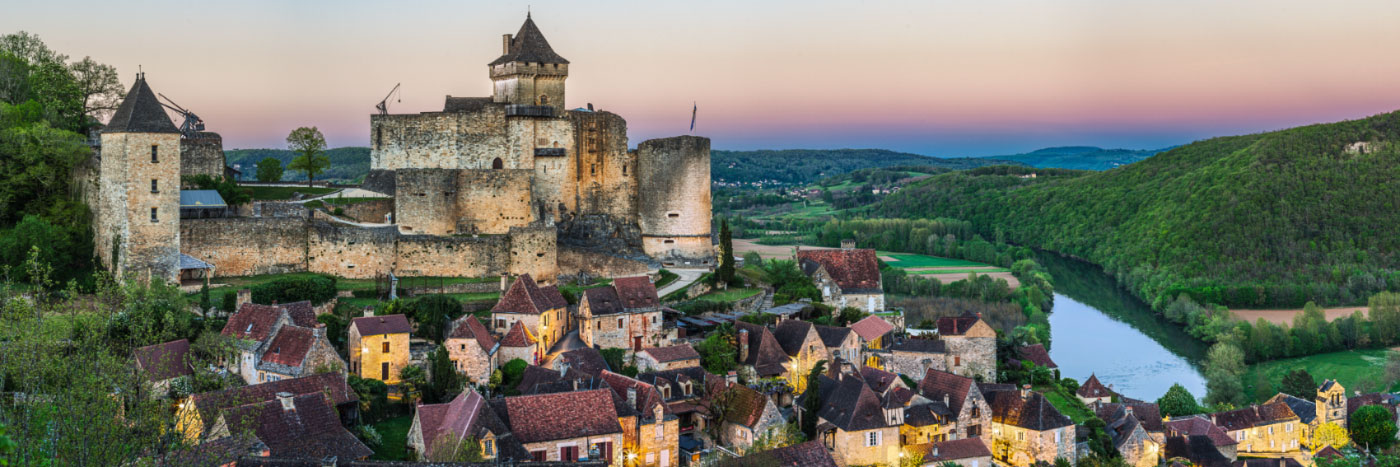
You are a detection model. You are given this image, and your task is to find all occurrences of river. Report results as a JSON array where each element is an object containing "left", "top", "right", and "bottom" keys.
[{"left": 1035, "top": 252, "right": 1208, "bottom": 401}]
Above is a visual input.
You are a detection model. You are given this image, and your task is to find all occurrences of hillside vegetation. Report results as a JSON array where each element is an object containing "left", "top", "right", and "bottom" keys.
[
  {"left": 226, "top": 147, "right": 370, "bottom": 183},
  {"left": 714, "top": 148, "right": 1017, "bottom": 185},
  {"left": 875, "top": 111, "right": 1400, "bottom": 309},
  {"left": 984, "top": 146, "right": 1169, "bottom": 171}
]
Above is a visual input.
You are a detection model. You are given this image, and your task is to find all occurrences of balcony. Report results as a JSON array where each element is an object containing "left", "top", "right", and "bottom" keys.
[
  {"left": 534, "top": 147, "right": 567, "bottom": 157},
  {"left": 505, "top": 105, "right": 554, "bottom": 118}
]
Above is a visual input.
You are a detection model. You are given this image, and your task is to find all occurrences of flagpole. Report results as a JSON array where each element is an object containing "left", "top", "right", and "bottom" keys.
[{"left": 690, "top": 101, "right": 697, "bottom": 134}]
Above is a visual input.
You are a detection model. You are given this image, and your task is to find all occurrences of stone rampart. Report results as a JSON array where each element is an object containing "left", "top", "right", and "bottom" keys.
[
  {"left": 180, "top": 217, "right": 308, "bottom": 277},
  {"left": 557, "top": 246, "right": 652, "bottom": 279},
  {"left": 370, "top": 107, "right": 509, "bottom": 170},
  {"left": 179, "top": 132, "right": 225, "bottom": 180},
  {"left": 307, "top": 221, "right": 397, "bottom": 278}
]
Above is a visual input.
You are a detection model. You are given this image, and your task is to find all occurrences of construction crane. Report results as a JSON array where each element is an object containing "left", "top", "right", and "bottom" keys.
[
  {"left": 376, "top": 83, "right": 401, "bottom": 116},
  {"left": 157, "top": 93, "right": 205, "bottom": 137}
]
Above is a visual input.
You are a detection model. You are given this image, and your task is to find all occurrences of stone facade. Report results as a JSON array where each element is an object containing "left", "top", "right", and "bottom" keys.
[
  {"left": 179, "top": 132, "right": 226, "bottom": 180},
  {"left": 521, "top": 434, "right": 622, "bottom": 465},
  {"left": 97, "top": 131, "right": 182, "bottom": 282},
  {"left": 940, "top": 325, "right": 996, "bottom": 382},
  {"left": 636, "top": 136, "right": 714, "bottom": 266},
  {"left": 830, "top": 426, "right": 901, "bottom": 466},
  {"left": 348, "top": 323, "right": 411, "bottom": 384},
  {"left": 990, "top": 423, "right": 1077, "bottom": 467}
]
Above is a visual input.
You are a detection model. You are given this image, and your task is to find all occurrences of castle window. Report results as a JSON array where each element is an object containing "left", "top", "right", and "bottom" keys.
[
  {"left": 667, "top": 212, "right": 680, "bottom": 218},
  {"left": 493, "top": 158, "right": 504, "bottom": 170},
  {"left": 150, "top": 207, "right": 158, "bottom": 222},
  {"left": 151, "top": 145, "right": 158, "bottom": 163},
  {"left": 664, "top": 239, "right": 675, "bottom": 244},
  {"left": 590, "top": 164, "right": 596, "bottom": 175},
  {"left": 150, "top": 179, "right": 158, "bottom": 193},
  {"left": 622, "top": 164, "right": 627, "bottom": 176},
  {"left": 375, "top": 127, "right": 382, "bottom": 149},
  {"left": 538, "top": 95, "right": 549, "bottom": 105}
]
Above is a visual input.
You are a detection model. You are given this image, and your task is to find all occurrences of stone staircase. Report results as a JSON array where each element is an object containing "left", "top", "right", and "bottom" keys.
[{"left": 754, "top": 288, "right": 775, "bottom": 313}]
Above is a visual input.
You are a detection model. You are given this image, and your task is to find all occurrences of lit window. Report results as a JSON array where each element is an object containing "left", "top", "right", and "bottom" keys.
[{"left": 382, "top": 342, "right": 389, "bottom": 353}]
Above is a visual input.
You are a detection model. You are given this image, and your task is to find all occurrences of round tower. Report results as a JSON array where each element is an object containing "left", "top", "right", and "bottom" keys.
[
  {"left": 489, "top": 13, "right": 569, "bottom": 115},
  {"left": 636, "top": 135, "right": 714, "bottom": 266}
]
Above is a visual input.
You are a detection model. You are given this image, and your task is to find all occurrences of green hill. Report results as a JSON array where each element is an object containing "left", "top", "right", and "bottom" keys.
[
  {"left": 225, "top": 147, "right": 370, "bottom": 183},
  {"left": 875, "top": 111, "right": 1400, "bottom": 309},
  {"left": 714, "top": 148, "right": 1018, "bottom": 185},
  {"left": 984, "top": 146, "right": 1170, "bottom": 170}
]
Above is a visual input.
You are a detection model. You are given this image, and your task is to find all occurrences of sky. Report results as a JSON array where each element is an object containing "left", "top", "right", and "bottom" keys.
[{"left": 6, "top": 0, "right": 1400, "bottom": 157}]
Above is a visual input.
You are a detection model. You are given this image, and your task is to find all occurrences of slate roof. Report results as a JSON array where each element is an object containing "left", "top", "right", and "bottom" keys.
[
  {"left": 937, "top": 312, "right": 984, "bottom": 336},
  {"left": 499, "top": 321, "right": 537, "bottom": 348},
  {"left": 640, "top": 344, "right": 700, "bottom": 364},
  {"left": 814, "top": 325, "right": 854, "bottom": 348},
  {"left": 1096, "top": 402, "right": 1164, "bottom": 433},
  {"left": 188, "top": 373, "right": 356, "bottom": 428},
  {"left": 718, "top": 440, "right": 837, "bottom": 467},
  {"left": 816, "top": 375, "right": 889, "bottom": 432},
  {"left": 223, "top": 304, "right": 288, "bottom": 341},
  {"left": 850, "top": 315, "right": 894, "bottom": 343},
  {"left": 707, "top": 377, "right": 772, "bottom": 428},
  {"left": 515, "top": 365, "right": 563, "bottom": 393},
  {"left": 858, "top": 366, "right": 903, "bottom": 394},
  {"left": 915, "top": 438, "right": 993, "bottom": 462},
  {"left": 159, "top": 434, "right": 267, "bottom": 467},
  {"left": 1164, "top": 434, "right": 1234, "bottom": 467},
  {"left": 1265, "top": 393, "right": 1316, "bottom": 424},
  {"left": 1078, "top": 374, "right": 1113, "bottom": 399},
  {"left": 492, "top": 274, "right": 564, "bottom": 315},
  {"left": 919, "top": 369, "right": 976, "bottom": 415},
  {"left": 636, "top": 366, "right": 710, "bottom": 404},
  {"left": 981, "top": 386, "right": 1074, "bottom": 431},
  {"left": 259, "top": 325, "right": 315, "bottom": 367},
  {"left": 178, "top": 253, "right": 214, "bottom": 271},
  {"left": 134, "top": 338, "right": 192, "bottom": 381},
  {"left": 180, "top": 190, "right": 227, "bottom": 208},
  {"left": 613, "top": 276, "right": 659, "bottom": 309},
  {"left": 582, "top": 286, "right": 624, "bottom": 315},
  {"left": 1210, "top": 402, "right": 1298, "bottom": 431},
  {"left": 890, "top": 338, "right": 945, "bottom": 354},
  {"left": 352, "top": 314, "right": 412, "bottom": 337},
  {"left": 1164, "top": 415, "right": 1237, "bottom": 447},
  {"left": 1017, "top": 344, "right": 1057, "bottom": 368},
  {"left": 443, "top": 96, "right": 493, "bottom": 113},
  {"left": 500, "top": 389, "right": 621, "bottom": 443},
  {"left": 490, "top": 14, "right": 569, "bottom": 66},
  {"left": 735, "top": 321, "right": 790, "bottom": 376},
  {"left": 555, "top": 346, "right": 610, "bottom": 376},
  {"left": 447, "top": 315, "right": 496, "bottom": 354},
  {"left": 598, "top": 370, "right": 670, "bottom": 420},
  {"left": 797, "top": 248, "right": 882, "bottom": 294},
  {"left": 281, "top": 301, "right": 318, "bottom": 328},
  {"left": 220, "top": 393, "right": 372, "bottom": 461},
  {"left": 105, "top": 76, "right": 179, "bottom": 133},
  {"left": 772, "top": 320, "right": 815, "bottom": 357},
  {"left": 416, "top": 389, "right": 483, "bottom": 458}
]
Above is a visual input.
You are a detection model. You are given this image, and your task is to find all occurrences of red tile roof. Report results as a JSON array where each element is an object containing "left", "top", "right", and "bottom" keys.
[
  {"left": 351, "top": 314, "right": 412, "bottom": 337},
  {"left": 917, "top": 437, "right": 993, "bottom": 462},
  {"left": 447, "top": 315, "right": 496, "bottom": 353},
  {"left": 1165, "top": 415, "right": 1237, "bottom": 447},
  {"left": 260, "top": 326, "right": 316, "bottom": 367},
  {"left": 1078, "top": 374, "right": 1113, "bottom": 398},
  {"left": 937, "top": 312, "right": 982, "bottom": 336},
  {"left": 220, "top": 392, "right": 371, "bottom": 460},
  {"left": 859, "top": 365, "right": 902, "bottom": 393},
  {"left": 735, "top": 321, "right": 790, "bottom": 376},
  {"left": 850, "top": 315, "right": 893, "bottom": 342},
  {"left": 613, "top": 276, "right": 659, "bottom": 309},
  {"left": 222, "top": 304, "right": 287, "bottom": 341},
  {"left": 720, "top": 440, "right": 837, "bottom": 467},
  {"left": 1017, "top": 344, "right": 1057, "bottom": 369},
  {"left": 491, "top": 274, "right": 564, "bottom": 315},
  {"left": 501, "top": 389, "right": 622, "bottom": 443},
  {"left": 797, "top": 248, "right": 882, "bottom": 293},
  {"left": 499, "top": 321, "right": 537, "bottom": 348},
  {"left": 640, "top": 344, "right": 700, "bottom": 363},
  {"left": 188, "top": 373, "right": 356, "bottom": 426},
  {"left": 707, "top": 378, "right": 771, "bottom": 427},
  {"left": 417, "top": 389, "right": 485, "bottom": 457},
  {"left": 134, "top": 338, "right": 192, "bottom": 381},
  {"left": 280, "top": 300, "right": 318, "bottom": 328}
]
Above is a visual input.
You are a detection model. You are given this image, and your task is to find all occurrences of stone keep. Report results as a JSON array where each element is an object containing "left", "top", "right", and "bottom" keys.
[
  {"left": 97, "top": 74, "right": 182, "bottom": 282},
  {"left": 638, "top": 136, "right": 714, "bottom": 265}
]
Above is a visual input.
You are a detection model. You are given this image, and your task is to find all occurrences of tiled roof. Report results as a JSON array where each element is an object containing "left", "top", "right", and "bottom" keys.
[
  {"left": 981, "top": 386, "right": 1074, "bottom": 431},
  {"left": 537, "top": 284, "right": 568, "bottom": 309},
  {"left": 447, "top": 315, "right": 496, "bottom": 353},
  {"left": 813, "top": 325, "right": 854, "bottom": 348},
  {"left": 499, "top": 321, "right": 537, "bottom": 348},
  {"left": 1233, "top": 459, "right": 1304, "bottom": 467},
  {"left": 816, "top": 375, "right": 889, "bottom": 431},
  {"left": 416, "top": 389, "right": 484, "bottom": 458},
  {"left": 850, "top": 315, "right": 893, "bottom": 342},
  {"left": 1265, "top": 393, "right": 1316, "bottom": 424},
  {"left": 937, "top": 312, "right": 982, "bottom": 336},
  {"left": 708, "top": 378, "right": 771, "bottom": 428},
  {"left": 1164, "top": 434, "right": 1233, "bottom": 467},
  {"left": 259, "top": 326, "right": 315, "bottom": 367},
  {"left": 501, "top": 389, "right": 621, "bottom": 443},
  {"left": 636, "top": 366, "right": 710, "bottom": 403},
  {"left": 489, "top": 14, "right": 569, "bottom": 66},
  {"left": 582, "top": 286, "right": 624, "bottom": 315},
  {"left": 772, "top": 320, "right": 814, "bottom": 357},
  {"left": 220, "top": 393, "right": 372, "bottom": 461},
  {"left": 640, "top": 344, "right": 700, "bottom": 363},
  {"left": 858, "top": 366, "right": 902, "bottom": 394},
  {"left": 719, "top": 440, "right": 837, "bottom": 467},
  {"left": 223, "top": 304, "right": 287, "bottom": 341},
  {"left": 1314, "top": 445, "right": 1344, "bottom": 460},
  {"left": 797, "top": 248, "right": 882, "bottom": 293},
  {"left": 916, "top": 437, "right": 992, "bottom": 462},
  {"left": 1211, "top": 402, "right": 1297, "bottom": 431},
  {"left": 515, "top": 365, "right": 562, "bottom": 393},
  {"left": 1347, "top": 392, "right": 1400, "bottom": 417},
  {"left": 735, "top": 321, "right": 790, "bottom": 376},
  {"left": 159, "top": 434, "right": 267, "bottom": 466},
  {"left": 351, "top": 314, "right": 412, "bottom": 337},
  {"left": 1017, "top": 344, "right": 1057, "bottom": 368},
  {"left": 919, "top": 369, "right": 975, "bottom": 415},
  {"left": 613, "top": 276, "right": 659, "bottom": 309},
  {"left": 189, "top": 373, "right": 356, "bottom": 427},
  {"left": 556, "top": 347, "right": 610, "bottom": 376},
  {"left": 1165, "top": 415, "right": 1237, "bottom": 447},
  {"left": 599, "top": 370, "right": 669, "bottom": 419},
  {"left": 105, "top": 76, "right": 179, "bottom": 133},
  {"left": 1078, "top": 374, "right": 1113, "bottom": 398},
  {"left": 1096, "top": 402, "right": 1164, "bottom": 433},
  {"left": 281, "top": 301, "right": 317, "bottom": 328},
  {"left": 134, "top": 339, "right": 192, "bottom": 381},
  {"left": 492, "top": 274, "right": 563, "bottom": 315},
  {"left": 890, "top": 338, "right": 945, "bottom": 354}
]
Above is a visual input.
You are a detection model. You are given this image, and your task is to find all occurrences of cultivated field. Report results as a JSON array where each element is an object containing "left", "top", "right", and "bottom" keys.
[
  {"left": 732, "top": 238, "right": 834, "bottom": 260},
  {"left": 878, "top": 252, "right": 1020, "bottom": 288},
  {"left": 1229, "top": 306, "right": 1368, "bottom": 325}
]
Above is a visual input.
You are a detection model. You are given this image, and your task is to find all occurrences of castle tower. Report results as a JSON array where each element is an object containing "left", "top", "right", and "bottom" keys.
[
  {"left": 96, "top": 73, "right": 182, "bottom": 282},
  {"left": 1315, "top": 379, "right": 1348, "bottom": 428},
  {"left": 489, "top": 13, "right": 569, "bottom": 114},
  {"left": 637, "top": 136, "right": 715, "bottom": 266}
]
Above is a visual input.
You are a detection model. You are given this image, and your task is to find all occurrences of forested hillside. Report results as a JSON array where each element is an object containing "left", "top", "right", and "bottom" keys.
[
  {"left": 226, "top": 147, "right": 370, "bottom": 183},
  {"left": 875, "top": 111, "right": 1400, "bottom": 309},
  {"left": 714, "top": 148, "right": 1017, "bottom": 185},
  {"left": 985, "top": 146, "right": 1169, "bottom": 170}
]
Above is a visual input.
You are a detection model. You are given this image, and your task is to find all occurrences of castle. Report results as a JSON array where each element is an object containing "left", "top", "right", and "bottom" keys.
[{"left": 93, "top": 15, "right": 714, "bottom": 283}]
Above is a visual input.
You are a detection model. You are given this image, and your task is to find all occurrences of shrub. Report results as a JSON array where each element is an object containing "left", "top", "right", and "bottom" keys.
[
  {"left": 221, "top": 290, "right": 237, "bottom": 311},
  {"left": 250, "top": 275, "right": 337, "bottom": 305}
]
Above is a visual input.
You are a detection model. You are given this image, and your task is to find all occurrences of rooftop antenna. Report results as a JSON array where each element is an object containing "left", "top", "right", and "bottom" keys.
[
  {"left": 376, "top": 83, "right": 401, "bottom": 116},
  {"left": 157, "top": 93, "right": 205, "bottom": 137}
]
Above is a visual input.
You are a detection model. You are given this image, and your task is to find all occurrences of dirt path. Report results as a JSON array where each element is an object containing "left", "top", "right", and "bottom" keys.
[
  {"left": 1230, "top": 307, "right": 1368, "bottom": 325},
  {"left": 916, "top": 271, "right": 1021, "bottom": 289},
  {"left": 732, "top": 239, "right": 834, "bottom": 260}
]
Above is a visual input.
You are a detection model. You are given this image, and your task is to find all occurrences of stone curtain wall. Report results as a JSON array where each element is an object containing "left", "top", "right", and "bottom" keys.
[
  {"left": 394, "top": 169, "right": 458, "bottom": 235},
  {"left": 307, "top": 221, "right": 398, "bottom": 278},
  {"left": 339, "top": 198, "right": 394, "bottom": 224},
  {"left": 507, "top": 224, "right": 558, "bottom": 281},
  {"left": 181, "top": 218, "right": 309, "bottom": 277},
  {"left": 98, "top": 132, "right": 183, "bottom": 281},
  {"left": 396, "top": 234, "right": 508, "bottom": 278},
  {"left": 179, "top": 132, "right": 225, "bottom": 180},
  {"left": 943, "top": 335, "right": 997, "bottom": 382},
  {"left": 370, "top": 107, "right": 509, "bottom": 170},
  {"left": 637, "top": 136, "right": 714, "bottom": 265},
  {"left": 457, "top": 169, "right": 535, "bottom": 234},
  {"left": 557, "top": 246, "right": 651, "bottom": 278}
]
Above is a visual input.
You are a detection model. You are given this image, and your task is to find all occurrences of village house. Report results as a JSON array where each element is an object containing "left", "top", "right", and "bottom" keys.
[
  {"left": 918, "top": 368, "right": 992, "bottom": 441},
  {"left": 578, "top": 276, "right": 667, "bottom": 351},
  {"left": 444, "top": 315, "right": 498, "bottom": 385},
  {"left": 1097, "top": 402, "right": 1166, "bottom": 467},
  {"left": 1210, "top": 401, "right": 1302, "bottom": 455},
  {"left": 133, "top": 338, "right": 193, "bottom": 397},
  {"left": 981, "top": 384, "right": 1078, "bottom": 467},
  {"left": 1012, "top": 344, "right": 1058, "bottom": 372},
  {"left": 851, "top": 315, "right": 895, "bottom": 369},
  {"left": 499, "top": 321, "right": 541, "bottom": 365},
  {"left": 798, "top": 241, "right": 885, "bottom": 313},
  {"left": 491, "top": 388, "right": 625, "bottom": 464},
  {"left": 809, "top": 372, "right": 903, "bottom": 466},
  {"left": 348, "top": 314, "right": 412, "bottom": 384},
  {"left": 703, "top": 373, "right": 785, "bottom": 452},
  {"left": 1164, "top": 414, "right": 1239, "bottom": 467},
  {"left": 599, "top": 370, "right": 681, "bottom": 467},
  {"left": 914, "top": 437, "right": 994, "bottom": 467},
  {"left": 734, "top": 321, "right": 791, "bottom": 381},
  {"left": 635, "top": 366, "right": 711, "bottom": 442},
  {"left": 221, "top": 302, "right": 343, "bottom": 385},
  {"left": 407, "top": 389, "right": 525, "bottom": 461},
  {"left": 550, "top": 346, "right": 613, "bottom": 377},
  {"left": 490, "top": 274, "right": 570, "bottom": 352},
  {"left": 175, "top": 372, "right": 359, "bottom": 441},
  {"left": 718, "top": 440, "right": 838, "bottom": 467},
  {"left": 773, "top": 319, "right": 831, "bottom": 394},
  {"left": 1078, "top": 374, "right": 1115, "bottom": 405},
  {"left": 205, "top": 391, "right": 372, "bottom": 461},
  {"left": 636, "top": 344, "right": 701, "bottom": 372},
  {"left": 934, "top": 312, "right": 997, "bottom": 382},
  {"left": 814, "top": 324, "right": 861, "bottom": 364}
]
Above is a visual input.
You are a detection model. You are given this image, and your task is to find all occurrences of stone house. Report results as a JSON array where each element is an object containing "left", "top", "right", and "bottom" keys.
[
  {"left": 550, "top": 346, "right": 612, "bottom": 377},
  {"left": 914, "top": 437, "right": 994, "bottom": 467},
  {"left": 851, "top": 315, "right": 895, "bottom": 369},
  {"left": 1164, "top": 415, "right": 1238, "bottom": 467},
  {"left": 1077, "top": 374, "right": 1115, "bottom": 405},
  {"left": 498, "top": 321, "right": 541, "bottom": 365},
  {"left": 1210, "top": 401, "right": 1303, "bottom": 455},
  {"left": 577, "top": 276, "right": 666, "bottom": 351},
  {"left": 221, "top": 302, "right": 343, "bottom": 385},
  {"left": 734, "top": 321, "right": 791, "bottom": 381},
  {"left": 798, "top": 243, "right": 885, "bottom": 313},
  {"left": 773, "top": 320, "right": 831, "bottom": 394},
  {"left": 205, "top": 391, "right": 372, "bottom": 461},
  {"left": 1098, "top": 403, "right": 1165, "bottom": 467},
  {"left": 177, "top": 372, "right": 358, "bottom": 441},
  {"left": 1314, "top": 379, "right": 1348, "bottom": 428},
  {"left": 635, "top": 366, "right": 711, "bottom": 438},
  {"left": 348, "top": 314, "right": 413, "bottom": 384},
  {"left": 720, "top": 440, "right": 838, "bottom": 467},
  {"left": 918, "top": 368, "right": 992, "bottom": 441},
  {"left": 445, "top": 315, "right": 498, "bottom": 385},
  {"left": 981, "top": 384, "right": 1078, "bottom": 467},
  {"left": 814, "top": 324, "right": 861, "bottom": 364},
  {"left": 936, "top": 312, "right": 997, "bottom": 382},
  {"left": 636, "top": 344, "right": 701, "bottom": 372},
  {"left": 133, "top": 338, "right": 193, "bottom": 397},
  {"left": 703, "top": 374, "right": 785, "bottom": 452},
  {"left": 811, "top": 373, "right": 902, "bottom": 466},
  {"left": 599, "top": 370, "right": 681, "bottom": 467},
  {"left": 408, "top": 389, "right": 526, "bottom": 461},
  {"left": 490, "top": 274, "right": 569, "bottom": 352},
  {"left": 491, "top": 388, "right": 624, "bottom": 464}
]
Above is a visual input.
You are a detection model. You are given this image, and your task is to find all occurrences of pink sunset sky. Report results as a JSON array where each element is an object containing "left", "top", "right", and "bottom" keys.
[{"left": 6, "top": 0, "right": 1400, "bottom": 156}]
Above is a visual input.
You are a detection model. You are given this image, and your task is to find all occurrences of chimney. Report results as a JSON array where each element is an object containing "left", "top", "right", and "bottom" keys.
[
  {"left": 943, "top": 394, "right": 950, "bottom": 406},
  {"left": 236, "top": 289, "right": 252, "bottom": 309},
  {"left": 627, "top": 387, "right": 637, "bottom": 408},
  {"left": 277, "top": 392, "right": 295, "bottom": 412},
  {"left": 841, "top": 239, "right": 856, "bottom": 250},
  {"left": 363, "top": 306, "right": 374, "bottom": 318},
  {"left": 738, "top": 328, "right": 749, "bottom": 363},
  {"left": 1021, "top": 384, "right": 1031, "bottom": 400},
  {"left": 726, "top": 371, "right": 737, "bottom": 384},
  {"left": 1125, "top": 405, "right": 1134, "bottom": 417},
  {"left": 502, "top": 34, "right": 512, "bottom": 54},
  {"left": 500, "top": 273, "right": 509, "bottom": 292}
]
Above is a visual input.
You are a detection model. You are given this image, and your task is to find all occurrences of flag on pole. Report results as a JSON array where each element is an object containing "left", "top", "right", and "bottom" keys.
[{"left": 690, "top": 102, "right": 697, "bottom": 133}]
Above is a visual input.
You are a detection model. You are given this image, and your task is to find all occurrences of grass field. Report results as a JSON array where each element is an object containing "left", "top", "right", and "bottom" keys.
[
  {"left": 370, "top": 415, "right": 413, "bottom": 460},
  {"left": 876, "top": 252, "right": 993, "bottom": 269},
  {"left": 1242, "top": 348, "right": 1398, "bottom": 402},
  {"left": 246, "top": 186, "right": 339, "bottom": 200},
  {"left": 1036, "top": 384, "right": 1096, "bottom": 424},
  {"left": 697, "top": 287, "right": 762, "bottom": 302}
]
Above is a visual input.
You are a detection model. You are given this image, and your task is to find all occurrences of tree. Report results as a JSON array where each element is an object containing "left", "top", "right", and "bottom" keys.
[
  {"left": 1280, "top": 369, "right": 1316, "bottom": 398},
  {"left": 497, "top": 358, "right": 528, "bottom": 395},
  {"left": 1157, "top": 383, "right": 1202, "bottom": 417},
  {"left": 286, "top": 126, "right": 329, "bottom": 186},
  {"left": 716, "top": 219, "right": 735, "bottom": 284},
  {"left": 256, "top": 157, "right": 284, "bottom": 182},
  {"left": 400, "top": 294, "right": 463, "bottom": 343},
  {"left": 399, "top": 364, "right": 428, "bottom": 404},
  {"left": 1311, "top": 422, "right": 1350, "bottom": 450},
  {"left": 426, "top": 347, "right": 463, "bottom": 403},
  {"left": 695, "top": 324, "right": 737, "bottom": 374},
  {"left": 184, "top": 174, "right": 251, "bottom": 208},
  {"left": 67, "top": 56, "right": 123, "bottom": 124},
  {"left": 1350, "top": 405, "right": 1398, "bottom": 450},
  {"left": 800, "top": 360, "right": 827, "bottom": 437},
  {"left": 1204, "top": 343, "right": 1246, "bottom": 407}
]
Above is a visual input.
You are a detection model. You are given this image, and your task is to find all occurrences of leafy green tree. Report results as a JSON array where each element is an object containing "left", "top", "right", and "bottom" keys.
[
  {"left": 1156, "top": 383, "right": 1202, "bottom": 417},
  {"left": 256, "top": 157, "right": 284, "bottom": 182},
  {"left": 348, "top": 375, "right": 390, "bottom": 422},
  {"left": 1350, "top": 405, "right": 1398, "bottom": 450},
  {"left": 696, "top": 324, "right": 737, "bottom": 375},
  {"left": 1204, "top": 343, "right": 1246, "bottom": 407},
  {"left": 717, "top": 219, "right": 735, "bottom": 284},
  {"left": 399, "top": 364, "right": 428, "bottom": 404},
  {"left": 400, "top": 294, "right": 464, "bottom": 343},
  {"left": 427, "top": 347, "right": 464, "bottom": 403},
  {"left": 1279, "top": 369, "right": 1316, "bottom": 398},
  {"left": 184, "top": 174, "right": 251, "bottom": 208},
  {"left": 498, "top": 358, "right": 528, "bottom": 395},
  {"left": 1369, "top": 292, "right": 1400, "bottom": 347},
  {"left": 286, "top": 126, "right": 329, "bottom": 186}
]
